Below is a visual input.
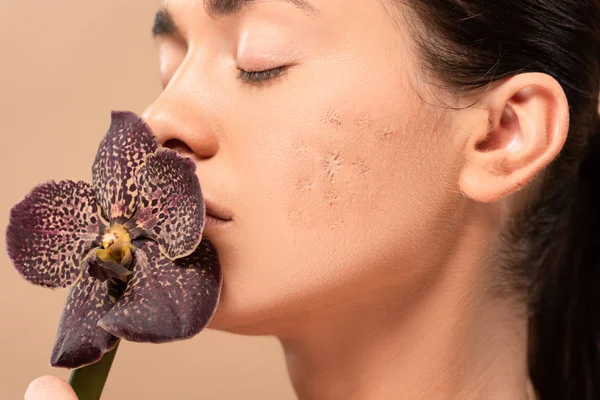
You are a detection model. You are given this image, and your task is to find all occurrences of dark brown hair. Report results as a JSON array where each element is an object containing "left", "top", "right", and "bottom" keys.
[{"left": 396, "top": 1, "right": 600, "bottom": 399}]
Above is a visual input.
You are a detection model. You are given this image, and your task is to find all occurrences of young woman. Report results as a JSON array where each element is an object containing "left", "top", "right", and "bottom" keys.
[{"left": 25, "top": 1, "right": 600, "bottom": 399}]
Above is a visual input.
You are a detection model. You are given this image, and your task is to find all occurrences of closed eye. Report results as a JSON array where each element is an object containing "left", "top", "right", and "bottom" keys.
[{"left": 237, "top": 66, "right": 288, "bottom": 85}]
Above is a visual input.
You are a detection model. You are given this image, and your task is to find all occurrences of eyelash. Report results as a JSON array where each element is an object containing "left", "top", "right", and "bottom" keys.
[{"left": 237, "top": 66, "right": 287, "bottom": 85}]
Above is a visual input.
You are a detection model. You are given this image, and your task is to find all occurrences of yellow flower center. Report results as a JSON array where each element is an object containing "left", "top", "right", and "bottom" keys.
[{"left": 98, "top": 225, "right": 133, "bottom": 266}]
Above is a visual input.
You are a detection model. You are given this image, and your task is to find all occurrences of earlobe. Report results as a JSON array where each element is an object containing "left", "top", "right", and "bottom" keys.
[{"left": 458, "top": 72, "right": 570, "bottom": 203}]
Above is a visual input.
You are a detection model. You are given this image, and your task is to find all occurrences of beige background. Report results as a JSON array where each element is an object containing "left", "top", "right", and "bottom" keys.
[{"left": 0, "top": 1, "right": 295, "bottom": 398}]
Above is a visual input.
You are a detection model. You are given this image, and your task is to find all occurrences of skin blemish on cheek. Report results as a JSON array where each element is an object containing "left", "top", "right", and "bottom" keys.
[
  {"left": 291, "top": 140, "right": 311, "bottom": 156},
  {"left": 356, "top": 113, "right": 374, "bottom": 127},
  {"left": 285, "top": 127, "right": 367, "bottom": 231},
  {"left": 295, "top": 176, "right": 315, "bottom": 193},
  {"left": 329, "top": 219, "right": 346, "bottom": 230},
  {"left": 287, "top": 208, "right": 305, "bottom": 221},
  {"left": 323, "top": 149, "right": 344, "bottom": 183},
  {"left": 320, "top": 107, "right": 342, "bottom": 127},
  {"left": 324, "top": 189, "right": 341, "bottom": 207},
  {"left": 352, "top": 156, "right": 371, "bottom": 177},
  {"left": 380, "top": 126, "right": 395, "bottom": 139}
]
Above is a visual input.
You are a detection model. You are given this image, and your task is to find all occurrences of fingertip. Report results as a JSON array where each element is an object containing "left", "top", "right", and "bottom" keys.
[{"left": 25, "top": 375, "right": 78, "bottom": 400}]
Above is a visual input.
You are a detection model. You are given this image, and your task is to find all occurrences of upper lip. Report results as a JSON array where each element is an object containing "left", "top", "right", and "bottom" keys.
[{"left": 205, "top": 198, "right": 232, "bottom": 221}]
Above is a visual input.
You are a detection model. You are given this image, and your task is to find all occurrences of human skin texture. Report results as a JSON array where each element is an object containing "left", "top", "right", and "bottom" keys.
[{"left": 27, "top": 0, "right": 569, "bottom": 399}]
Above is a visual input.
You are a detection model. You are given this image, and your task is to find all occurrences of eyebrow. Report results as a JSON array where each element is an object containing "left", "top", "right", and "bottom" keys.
[{"left": 152, "top": 0, "right": 318, "bottom": 37}]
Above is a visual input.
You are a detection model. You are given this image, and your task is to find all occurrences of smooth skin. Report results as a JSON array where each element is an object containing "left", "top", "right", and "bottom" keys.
[{"left": 26, "top": 0, "right": 568, "bottom": 399}]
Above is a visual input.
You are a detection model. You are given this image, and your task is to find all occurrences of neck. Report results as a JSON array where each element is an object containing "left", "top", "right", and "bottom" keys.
[{"left": 277, "top": 217, "right": 534, "bottom": 400}]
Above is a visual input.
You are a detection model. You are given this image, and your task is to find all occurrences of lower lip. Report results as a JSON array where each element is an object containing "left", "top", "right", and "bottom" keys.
[{"left": 205, "top": 215, "right": 232, "bottom": 229}]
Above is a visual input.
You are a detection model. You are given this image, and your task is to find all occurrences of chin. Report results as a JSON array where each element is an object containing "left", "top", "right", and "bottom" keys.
[
  {"left": 204, "top": 289, "right": 298, "bottom": 337},
  {"left": 204, "top": 293, "right": 274, "bottom": 336}
]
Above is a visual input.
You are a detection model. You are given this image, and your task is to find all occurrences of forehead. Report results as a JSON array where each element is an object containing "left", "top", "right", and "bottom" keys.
[
  {"left": 163, "top": 0, "right": 316, "bottom": 17},
  {"left": 209, "top": 0, "right": 314, "bottom": 14},
  {"left": 155, "top": 0, "right": 322, "bottom": 40}
]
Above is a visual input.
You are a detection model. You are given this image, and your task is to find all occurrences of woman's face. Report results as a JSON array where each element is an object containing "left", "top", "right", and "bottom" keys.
[{"left": 144, "top": 0, "right": 461, "bottom": 335}]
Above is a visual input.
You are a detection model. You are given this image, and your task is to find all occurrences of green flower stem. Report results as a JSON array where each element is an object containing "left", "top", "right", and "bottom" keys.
[{"left": 68, "top": 341, "right": 120, "bottom": 400}]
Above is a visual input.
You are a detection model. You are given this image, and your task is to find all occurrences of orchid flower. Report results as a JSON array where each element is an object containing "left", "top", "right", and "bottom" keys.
[{"left": 6, "top": 111, "right": 222, "bottom": 371}]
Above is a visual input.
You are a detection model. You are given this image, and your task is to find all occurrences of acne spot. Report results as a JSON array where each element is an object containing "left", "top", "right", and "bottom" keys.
[
  {"left": 356, "top": 114, "right": 374, "bottom": 127},
  {"left": 380, "top": 126, "right": 395, "bottom": 139},
  {"left": 329, "top": 219, "right": 346, "bottom": 230},
  {"left": 324, "top": 189, "right": 341, "bottom": 207},
  {"left": 291, "top": 140, "right": 311, "bottom": 156},
  {"left": 321, "top": 108, "right": 342, "bottom": 126},
  {"left": 323, "top": 149, "right": 344, "bottom": 182},
  {"left": 295, "top": 176, "right": 315, "bottom": 193},
  {"left": 352, "top": 156, "right": 371, "bottom": 177},
  {"left": 287, "top": 208, "right": 305, "bottom": 223}
]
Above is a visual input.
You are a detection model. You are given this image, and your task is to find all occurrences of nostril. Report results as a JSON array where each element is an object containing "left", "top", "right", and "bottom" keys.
[{"left": 163, "top": 139, "right": 194, "bottom": 156}]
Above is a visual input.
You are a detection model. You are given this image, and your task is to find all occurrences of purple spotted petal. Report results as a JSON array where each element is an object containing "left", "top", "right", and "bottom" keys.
[
  {"left": 50, "top": 260, "right": 119, "bottom": 368},
  {"left": 98, "top": 238, "right": 222, "bottom": 343},
  {"left": 92, "top": 111, "right": 158, "bottom": 224},
  {"left": 6, "top": 180, "right": 104, "bottom": 288},
  {"left": 125, "top": 147, "right": 205, "bottom": 260}
]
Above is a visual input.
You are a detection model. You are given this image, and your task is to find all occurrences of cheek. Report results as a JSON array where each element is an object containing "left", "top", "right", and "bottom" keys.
[{"left": 212, "top": 91, "right": 457, "bottom": 333}]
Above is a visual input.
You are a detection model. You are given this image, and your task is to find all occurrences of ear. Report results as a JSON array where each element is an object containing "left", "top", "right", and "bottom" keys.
[{"left": 458, "top": 72, "right": 569, "bottom": 203}]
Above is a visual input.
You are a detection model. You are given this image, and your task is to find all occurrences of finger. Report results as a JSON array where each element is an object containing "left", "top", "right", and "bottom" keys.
[{"left": 25, "top": 375, "right": 78, "bottom": 400}]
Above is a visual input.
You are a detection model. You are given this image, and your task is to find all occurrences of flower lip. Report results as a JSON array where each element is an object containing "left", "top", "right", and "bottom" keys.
[{"left": 205, "top": 198, "right": 232, "bottom": 221}]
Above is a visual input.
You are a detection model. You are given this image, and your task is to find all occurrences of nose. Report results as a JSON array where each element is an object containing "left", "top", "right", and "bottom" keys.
[{"left": 142, "top": 82, "right": 220, "bottom": 159}]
